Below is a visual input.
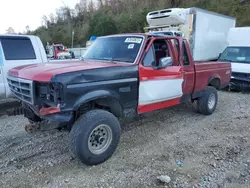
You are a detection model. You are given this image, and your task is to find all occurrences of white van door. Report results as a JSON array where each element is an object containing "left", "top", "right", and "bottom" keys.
[{"left": 0, "top": 36, "right": 43, "bottom": 98}]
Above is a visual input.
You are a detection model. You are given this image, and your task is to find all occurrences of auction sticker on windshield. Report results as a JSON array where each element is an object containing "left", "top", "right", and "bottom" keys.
[
  {"left": 128, "top": 44, "right": 135, "bottom": 49},
  {"left": 125, "top": 38, "right": 142, "bottom": 44}
]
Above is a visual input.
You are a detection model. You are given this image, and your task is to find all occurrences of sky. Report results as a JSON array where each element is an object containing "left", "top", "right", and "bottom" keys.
[{"left": 0, "top": 0, "right": 80, "bottom": 34}]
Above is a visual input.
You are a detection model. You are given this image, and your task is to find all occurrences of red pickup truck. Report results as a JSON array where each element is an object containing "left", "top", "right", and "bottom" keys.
[{"left": 7, "top": 34, "right": 231, "bottom": 165}]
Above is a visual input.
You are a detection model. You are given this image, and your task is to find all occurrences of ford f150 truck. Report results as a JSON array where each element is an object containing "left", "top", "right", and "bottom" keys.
[{"left": 7, "top": 34, "right": 231, "bottom": 165}]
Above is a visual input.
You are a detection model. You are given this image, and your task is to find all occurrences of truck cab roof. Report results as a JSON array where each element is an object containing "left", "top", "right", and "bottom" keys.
[{"left": 96, "top": 33, "right": 184, "bottom": 40}]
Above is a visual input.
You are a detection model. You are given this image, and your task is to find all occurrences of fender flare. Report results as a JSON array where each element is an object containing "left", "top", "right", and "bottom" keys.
[
  {"left": 73, "top": 89, "right": 123, "bottom": 117},
  {"left": 208, "top": 75, "right": 221, "bottom": 89}
]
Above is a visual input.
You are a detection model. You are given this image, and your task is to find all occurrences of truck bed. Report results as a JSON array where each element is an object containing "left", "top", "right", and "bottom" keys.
[{"left": 194, "top": 61, "right": 231, "bottom": 92}]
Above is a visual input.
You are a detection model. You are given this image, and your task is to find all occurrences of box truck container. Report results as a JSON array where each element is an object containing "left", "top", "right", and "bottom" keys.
[{"left": 145, "top": 7, "right": 236, "bottom": 61}]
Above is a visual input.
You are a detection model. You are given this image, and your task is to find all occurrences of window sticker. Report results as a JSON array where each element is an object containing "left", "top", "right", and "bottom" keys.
[
  {"left": 236, "top": 57, "right": 246, "bottom": 61},
  {"left": 125, "top": 37, "right": 142, "bottom": 44},
  {"left": 128, "top": 44, "right": 135, "bottom": 49}
]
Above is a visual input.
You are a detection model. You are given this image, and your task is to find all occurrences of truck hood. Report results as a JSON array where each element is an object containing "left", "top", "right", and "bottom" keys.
[
  {"left": 8, "top": 60, "right": 127, "bottom": 82},
  {"left": 231, "top": 62, "right": 250, "bottom": 73}
]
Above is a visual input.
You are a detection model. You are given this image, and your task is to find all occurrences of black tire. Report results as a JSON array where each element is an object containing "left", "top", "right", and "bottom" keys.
[
  {"left": 69, "top": 109, "right": 121, "bottom": 165},
  {"left": 197, "top": 86, "right": 218, "bottom": 115},
  {"left": 192, "top": 99, "right": 199, "bottom": 113}
]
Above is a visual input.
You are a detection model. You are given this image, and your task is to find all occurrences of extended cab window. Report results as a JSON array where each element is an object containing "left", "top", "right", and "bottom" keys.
[
  {"left": 1, "top": 37, "right": 36, "bottom": 60},
  {"left": 183, "top": 42, "right": 190, "bottom": 66}
]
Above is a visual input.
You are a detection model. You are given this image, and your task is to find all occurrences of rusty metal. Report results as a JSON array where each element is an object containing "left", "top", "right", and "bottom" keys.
[
  {"left": 24, "top": 123, "right": 40, "bottom": 133},
  {"left": 24, "top": 120, "right": 63, "bottom": 133}
]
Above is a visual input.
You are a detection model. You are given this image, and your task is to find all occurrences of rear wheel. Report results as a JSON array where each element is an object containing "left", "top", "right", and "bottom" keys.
[
  {"left": 197, "top": 86, "right": 218, "bottom": 115},
  {"left": 69, "top": 109, "right": 121, "bottom": 165}
]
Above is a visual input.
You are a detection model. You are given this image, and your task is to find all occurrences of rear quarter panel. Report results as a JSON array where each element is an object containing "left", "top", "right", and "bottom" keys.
[{"left": 194, "top": 61, "right": 231, "bottom": 92}]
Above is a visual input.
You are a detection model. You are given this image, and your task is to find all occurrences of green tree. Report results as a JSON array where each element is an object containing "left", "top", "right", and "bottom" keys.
[
  {"left": 29, "top": 0, "right": 250, "bottom": 47},
  {"left": 88, "top": 12, "right": 117, "bottom": 37}
]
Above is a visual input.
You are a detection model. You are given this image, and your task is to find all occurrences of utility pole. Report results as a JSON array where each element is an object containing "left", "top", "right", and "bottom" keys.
[{"left": 71, "top": 30, "right": 74, "bottom": 48}]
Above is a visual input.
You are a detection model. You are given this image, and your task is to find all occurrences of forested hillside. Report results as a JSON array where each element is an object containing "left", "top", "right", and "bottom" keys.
[{"left": 30, "top": 0, "right": 250, "bottom": 47}]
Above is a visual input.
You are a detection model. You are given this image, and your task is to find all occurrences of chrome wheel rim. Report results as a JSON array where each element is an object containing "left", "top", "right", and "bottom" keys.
[
  {"left": 88, "top": 124, "right": 112, "bottom": 155},
  {"left": 208, "top": 93, "right": 216, "bottom": 110}
]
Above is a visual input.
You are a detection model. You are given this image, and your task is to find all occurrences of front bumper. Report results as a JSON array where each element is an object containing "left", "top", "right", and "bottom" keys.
[
  {"left": 23, "top": 103, "right": 74, "bottom": 123},
  {"left": 230, "top": 76, "right": 250, "bottom": 90},
  {"left": 42, "top": 111, "right": 73, "bottom": 123}
]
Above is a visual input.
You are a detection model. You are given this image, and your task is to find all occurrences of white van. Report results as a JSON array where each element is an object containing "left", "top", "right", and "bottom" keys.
[
  {"left": 0, "top": 34, "right": 48, "bottom": 99},
  {"left": 218, "top": 27, "right": 250, "bottom": 90}
]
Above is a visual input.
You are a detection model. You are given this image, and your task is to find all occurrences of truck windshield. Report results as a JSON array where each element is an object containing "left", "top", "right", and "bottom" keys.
[
  {"left": 82, "top": 36, "right": 143, "bottom": 63},
  {"left": 219, "top": 47, "right": 250, "bottom": 64}
]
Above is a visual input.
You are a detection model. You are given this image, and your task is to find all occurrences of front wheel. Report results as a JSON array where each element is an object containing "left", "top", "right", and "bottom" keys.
[
  {"left": 69, "top": 110, "right": 121, "bottom": 165},
  {"left": 197, "top": 86, "right": 218, "bottom": 115}
]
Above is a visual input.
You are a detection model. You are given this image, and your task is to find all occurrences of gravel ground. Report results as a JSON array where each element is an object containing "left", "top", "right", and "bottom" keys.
[{"left": 0, "top": 91, "right": 250, "bottom": 188}]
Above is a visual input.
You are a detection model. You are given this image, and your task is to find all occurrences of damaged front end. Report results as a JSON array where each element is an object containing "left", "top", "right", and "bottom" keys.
[
  {"left": 230, "top": 72, "right": 250, "bottom": 91},
  {"left": 7, "top": 75, "right": 73, "bottom": 131}
]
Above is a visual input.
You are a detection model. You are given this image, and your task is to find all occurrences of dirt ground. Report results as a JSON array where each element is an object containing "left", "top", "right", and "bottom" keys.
[{"left": 0, "top": 91, "right": 250, "bottom": 188}]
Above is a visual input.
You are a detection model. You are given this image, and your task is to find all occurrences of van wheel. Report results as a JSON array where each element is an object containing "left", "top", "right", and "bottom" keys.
[
  {"left": 197, "top": 86, "right": 218, "bottom": 115},
  {"left": 69, "top": 109, "right": 121, "bottom": 165}
]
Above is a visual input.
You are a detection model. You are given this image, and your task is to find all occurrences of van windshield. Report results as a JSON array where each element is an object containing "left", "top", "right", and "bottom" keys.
[
  {"left": 218, "top": 47, "right": 250, "bottom": 64},
  {"left": 83, "top": 36, "right": 143, "bottom": 63}
]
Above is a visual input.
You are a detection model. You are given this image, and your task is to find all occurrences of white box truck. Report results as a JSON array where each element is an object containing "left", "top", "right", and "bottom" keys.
[
  {"left": 218, "top": 27, "right": 250, "bottom": 90},
  {"left": 145, "top": 7, "right": 236, "bottom": 61}
]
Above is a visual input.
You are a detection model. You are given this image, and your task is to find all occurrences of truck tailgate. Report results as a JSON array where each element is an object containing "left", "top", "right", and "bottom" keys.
[{"left": 194, "top": 61, "right": 231, "bottom": 92}]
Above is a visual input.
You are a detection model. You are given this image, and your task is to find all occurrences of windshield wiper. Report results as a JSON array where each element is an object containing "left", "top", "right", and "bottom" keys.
[
  {"left": 219, "top": 59, "right": 233, "bottom": 62},
  {"left": 102, "top": 57, "right": 117, "bottom": 63}
]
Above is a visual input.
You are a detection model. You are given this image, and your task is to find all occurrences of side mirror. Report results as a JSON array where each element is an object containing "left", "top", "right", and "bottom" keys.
[
  {"left": 218, "top": 53, "right": 222, "bottom": 59},
  {"left": 152, "top": 57, "right": 173, "bottom": 70},
  {"left": 159, "top": 57, "right": 173, "bottom": 69}
]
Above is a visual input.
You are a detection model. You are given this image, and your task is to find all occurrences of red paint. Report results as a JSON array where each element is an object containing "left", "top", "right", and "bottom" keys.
[
  {"left": 141, "top": 74, "right": 182, "bottom": 81},
  {"left": 139, "top": 65, "right": 183, "bottom": 81},
  {"left": 8, "top": 60, "right": 129, "bottom": 82},
  {"left": 181, "top": 40, "right": 195, "bottom": 94},
  {"left": 53, "top": 44, "right": 69, "bottom": 59},
  {"left": 40, "top": 106, "right": 60, "bottom": 116},
  {"left": 138, "top": 98, "right": 181, "bottom": 114}
]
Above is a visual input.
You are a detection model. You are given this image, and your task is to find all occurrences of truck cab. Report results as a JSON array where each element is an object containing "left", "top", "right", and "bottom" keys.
[{"left": 7, "top": 33, "right": 231, "bottom": 166}]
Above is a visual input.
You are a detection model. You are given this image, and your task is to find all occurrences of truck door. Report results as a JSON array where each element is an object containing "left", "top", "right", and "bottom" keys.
[{"left": 138, "top": 38, "right": 183, "bottom": 114}]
